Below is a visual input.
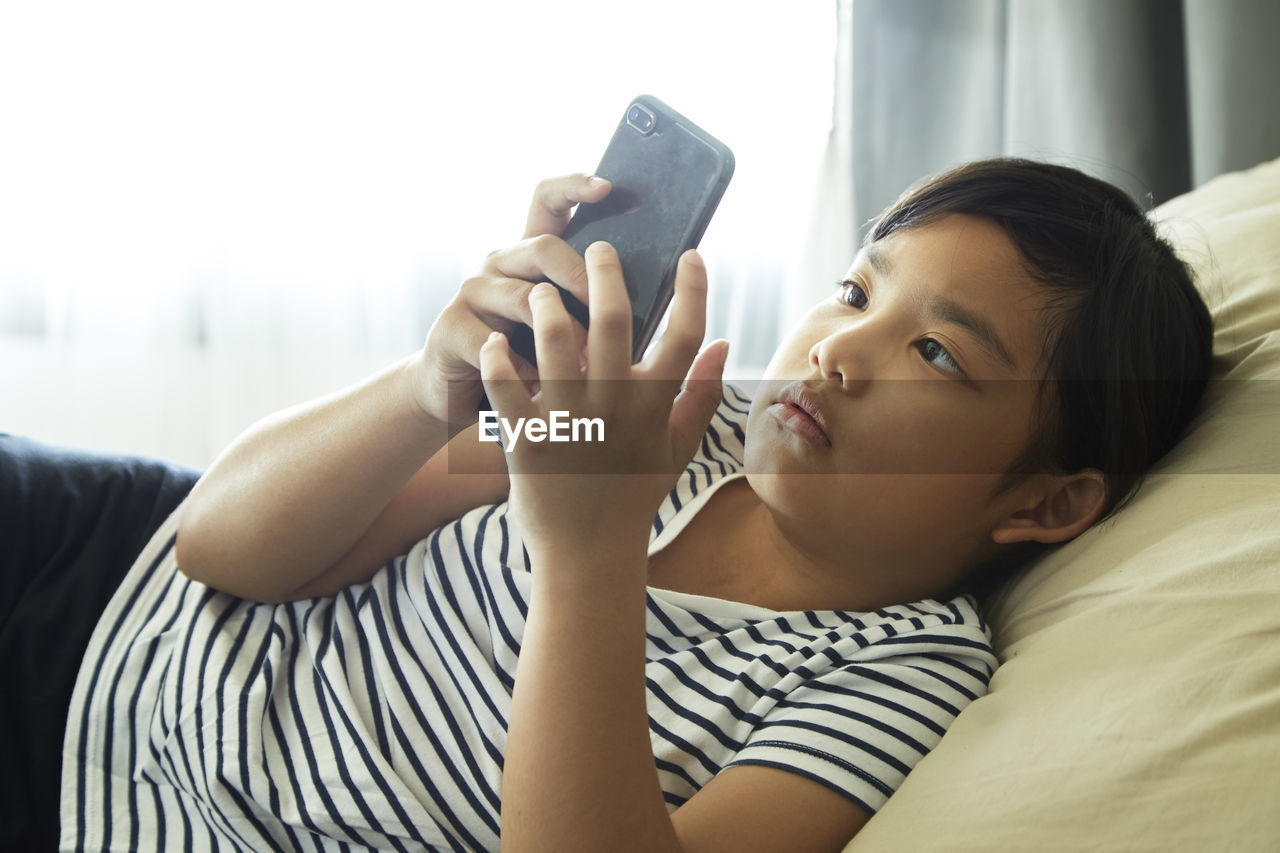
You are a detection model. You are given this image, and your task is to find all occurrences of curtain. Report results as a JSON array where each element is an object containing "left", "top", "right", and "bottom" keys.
[
  {"left": 0, "top": 1, "right": 835, "bottom": 466},
  {"left": 837, "top": 0, "right": 1280, "bottom": 245}
]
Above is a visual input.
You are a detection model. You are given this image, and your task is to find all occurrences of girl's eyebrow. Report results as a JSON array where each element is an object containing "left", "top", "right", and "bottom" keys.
[
  {"left": 862, "top": 243, "right": 1018, "bottom": 372},
  {"left": 865, "top": 243, "right": 891, "bottom": 276},
  {"left": 927, "top": 295, "right": 1018, "bottom": 371}
]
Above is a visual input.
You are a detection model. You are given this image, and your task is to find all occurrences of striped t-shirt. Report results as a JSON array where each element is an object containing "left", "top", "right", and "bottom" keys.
[{"left": 61, "top": 384, "right": 997, "bottom": 852}]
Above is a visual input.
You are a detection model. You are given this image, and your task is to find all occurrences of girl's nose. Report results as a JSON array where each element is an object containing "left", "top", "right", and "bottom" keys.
[{"left": 809, "top": 325, "right": 875, "bottom": 394}]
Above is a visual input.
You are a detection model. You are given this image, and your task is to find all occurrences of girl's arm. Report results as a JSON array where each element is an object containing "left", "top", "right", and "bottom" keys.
[
  {"left": 175, "top": 175, "right": 611, "bottom": 603},
  {"left": 175, "top": 357, "right": 508, "bottom": 603},
  {"left": 492, "top": 246, "right": 869, "bottom": 852}
]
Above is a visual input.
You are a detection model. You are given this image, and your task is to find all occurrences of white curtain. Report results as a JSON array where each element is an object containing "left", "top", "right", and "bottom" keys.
[{"left": 0, "top": 1, "right": 837, "bottom": 466}]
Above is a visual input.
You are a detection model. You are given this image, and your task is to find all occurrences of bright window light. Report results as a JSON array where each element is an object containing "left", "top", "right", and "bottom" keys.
[{"left": 0, "top": 1, "right": 835, "bottom": 464}]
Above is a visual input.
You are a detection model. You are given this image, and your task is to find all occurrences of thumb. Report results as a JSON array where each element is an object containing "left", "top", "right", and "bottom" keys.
[{"left": 669, "top": 340, "right": 729, "bottom": 463}]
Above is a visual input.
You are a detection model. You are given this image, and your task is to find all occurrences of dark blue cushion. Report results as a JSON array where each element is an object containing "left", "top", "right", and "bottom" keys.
[{"left": 0, "top": 434, "right": 201, "bottom": 851}]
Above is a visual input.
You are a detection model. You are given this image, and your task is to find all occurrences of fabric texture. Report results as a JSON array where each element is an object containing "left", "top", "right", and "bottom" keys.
[
  {"left": 0, "top": 435, "right": 199, "bottom": 852},
  {"left": 60, "top": 385, "right": 997, "bottom": 852},
  {"left": 845, "top": 157, "right": 1280, "bottom": 851},
  {"left": 841, "top": 0, "right": 1280, "bottom": 237}
]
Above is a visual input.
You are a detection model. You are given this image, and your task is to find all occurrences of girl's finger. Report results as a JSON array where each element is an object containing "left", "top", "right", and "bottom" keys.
[
  {"left": 456, "top": 274, "right": 536, "bottom": 330},
  {"left": 642, "top": 250, "right": 709, "bottom": 381},
  {"left": 479, "top": 332, "right": 534, "bottom": 420},
  {"left": 453, "top": 272, "right": 589, "bottom": 367},
  {"left": 523, "top": 174, "right": 612, "bottom": 239},
  {"left": 668, "top": 339, "right": 729, "bottom": 464},
  {"left": 485, "top": 235, "right": 591, "bottom": 307},
  {"left": 528, "top": 283, "right": 584, "bottom": 389},
  {"left": 583, "top": 242, "right": 633, "bottom": 381}
]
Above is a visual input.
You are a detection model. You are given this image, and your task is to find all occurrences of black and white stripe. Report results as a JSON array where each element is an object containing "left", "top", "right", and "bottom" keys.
[{"left": 61, "top": 385, "right": 996, "bottom": 850}]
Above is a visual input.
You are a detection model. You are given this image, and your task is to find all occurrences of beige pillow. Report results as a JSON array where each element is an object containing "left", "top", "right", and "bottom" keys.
[{"left": 846, "top": 157, "right": 1280, "bottom": 852}]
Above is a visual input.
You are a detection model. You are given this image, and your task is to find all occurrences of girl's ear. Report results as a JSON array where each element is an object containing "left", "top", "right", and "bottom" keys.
[{"left": 991, "top": 470, "right": 1107, "bottom": 546}]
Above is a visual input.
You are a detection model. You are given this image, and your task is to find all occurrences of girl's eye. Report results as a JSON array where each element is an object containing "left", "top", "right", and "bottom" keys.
[
  {"left": 834, "top": 281, "right": 964, "bottom": 378},
  {"left": 917, "top": 338, "right": 965, "bottom": 377},
  {"left": 837, "top": 280, "right": 868, "bottom": 310}
]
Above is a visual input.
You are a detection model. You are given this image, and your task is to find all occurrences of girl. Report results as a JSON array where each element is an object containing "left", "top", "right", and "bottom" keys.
[{"left": 61, "top": 159, "right": 1211, "bottom": 851}]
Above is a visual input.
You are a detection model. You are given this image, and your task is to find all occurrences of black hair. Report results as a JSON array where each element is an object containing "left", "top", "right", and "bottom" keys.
[{"left": 865, "top": 158, "right": 1214, "bottom": 595}]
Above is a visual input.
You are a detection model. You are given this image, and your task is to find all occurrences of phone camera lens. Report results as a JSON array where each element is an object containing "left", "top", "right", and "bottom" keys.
[{"left": 626, "top": 103, "right": 656, "bottom": 135}]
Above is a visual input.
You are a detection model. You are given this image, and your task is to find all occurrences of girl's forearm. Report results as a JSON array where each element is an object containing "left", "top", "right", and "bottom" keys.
[
  {"left": 175, "top": 354, "right": 452, "bottom": 602},
  {"left": 501, "top": 542, "right": 684, "bottom": 853}
]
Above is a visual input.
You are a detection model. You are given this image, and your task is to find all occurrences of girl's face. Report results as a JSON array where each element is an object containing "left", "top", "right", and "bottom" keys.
[{"left": 745, "top": 214, "right": 1056, "bottom": 604}]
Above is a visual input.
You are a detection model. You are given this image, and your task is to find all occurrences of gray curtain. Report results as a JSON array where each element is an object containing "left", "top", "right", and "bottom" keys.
[{"left": 844, "top": 0, "right": 1280, "bottom": 237}]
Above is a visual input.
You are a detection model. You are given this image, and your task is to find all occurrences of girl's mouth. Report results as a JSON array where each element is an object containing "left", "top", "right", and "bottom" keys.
[{"left": 771, "top": 384, "right": 832, "bottom": 446}]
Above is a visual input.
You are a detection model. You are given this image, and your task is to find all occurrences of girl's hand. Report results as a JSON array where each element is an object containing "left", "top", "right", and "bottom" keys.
[
  {"left": 480, "top": 241, "right": 728, "bottom": 566},
  {"left": 414, "top": 174, "right": 611, "bottom": 426}
]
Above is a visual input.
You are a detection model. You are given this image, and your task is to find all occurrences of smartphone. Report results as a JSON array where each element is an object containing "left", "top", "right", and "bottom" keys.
[{"left": 508, "top": 95, "right": 735, "bottom": 365}]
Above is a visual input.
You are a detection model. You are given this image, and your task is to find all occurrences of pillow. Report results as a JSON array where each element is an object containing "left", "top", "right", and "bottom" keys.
[
  {"left": 0, "top": 435, "right": 201, "bottom": 848},
  {"left": 845, "top": 157, "right": 1280, "bottom": 852}
]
